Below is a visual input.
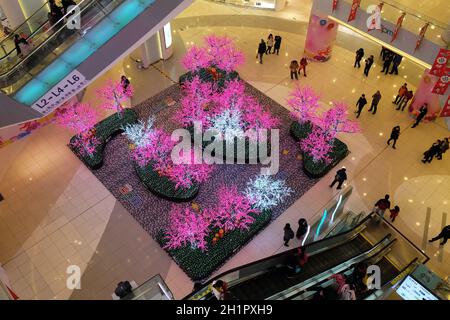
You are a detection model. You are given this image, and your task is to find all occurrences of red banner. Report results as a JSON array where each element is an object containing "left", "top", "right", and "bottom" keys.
[
  {"left": 430, "top": 48, "right": 450, "bottom": 77},
  {"left": 391, "top": 13, "right": 405, "bottom": 42},
  {"left": 414, "top": 22, "right": 429, "bottom": 52},
  {"left": 347, "top": 0, "right": 361, "bottom": 22},
  {"left": 440, "top": 95, "right": 450, "bottom": 118},
  {"left": 332, "top": 0, "right": 338, "bottom": 11},
  {"left": 431, "top": 67, "right": 450, "bottom": 95}
]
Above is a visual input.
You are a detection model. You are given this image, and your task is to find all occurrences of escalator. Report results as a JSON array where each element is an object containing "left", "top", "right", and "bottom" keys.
[
  {"left": 0, "top": 0, "right": 193, "bottom": 127},
  {"left": 184, "top": 214, "right": 390, "bottom": 300}
]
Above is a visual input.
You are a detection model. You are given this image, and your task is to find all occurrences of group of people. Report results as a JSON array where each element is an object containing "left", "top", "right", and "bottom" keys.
[
  {"left": 354, "top": 90, "right": 382, "bottom": 118},
  {"left": 289, "top": 58, "right": 308, "bottom": 80},
  {"left": 373, "top": 194, "right": 401, "bottom": 223},
  {"left": 257, "top": 34, "right": 282, "bottom": 64},
  {"left": 283, "top": 218, "right": 309, "bottom": 247},
  {"left": 354, "top": 47, "right": 403, "bottom": 77},
  {"left": 422, "top": 138, "right": 449, "bottom": 163},
  {"left": 393, "top": 83, "right": 414, "bottom": 112}
]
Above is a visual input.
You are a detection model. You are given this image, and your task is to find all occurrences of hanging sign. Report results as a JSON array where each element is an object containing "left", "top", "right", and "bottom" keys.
[
  {"left": 347, "top": 0, "right": 361, "bottom": 22},
  {"left": 391, "top": 13, "right": 406, "bottom": 42},
  {"left": 431, "top": 67, "right": 450, "bottom": 95},
  {"left": 332, "top": 0, "right": 339, "bottom": 11},
  {"left": 366, "top": 3, "right": 382, "bottom": 31},
  {"left": 440, "top": 95, "right": 450, "bottom": 118},
  {"left": 414, "top": 22, "right": 429, "bottom": 52},
  {"left": 429, "top": 48, "right": 450, "bottom": 77},
  {"left": 31, "top": 70, "right": 88, "bottom": 116}
]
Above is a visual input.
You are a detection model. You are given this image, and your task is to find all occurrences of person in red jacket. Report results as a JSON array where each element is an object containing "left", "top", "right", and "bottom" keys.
[
  {"left": 300, "top": 57, "right": 308, "bottom": 77},
  {"left": 389, "top": 205, "right": 400, "bottom": 222},
  {"left": 397, "top": 90, "right": 413, "bottom": 111}
]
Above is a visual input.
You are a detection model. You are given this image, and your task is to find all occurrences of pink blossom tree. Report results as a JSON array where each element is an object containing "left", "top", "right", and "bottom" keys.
[
  {"left": 173, "top": 76, "right": 218, "bottom": 128},
  {"left": 204, "top": 35, "right": 245, "bottom": 72},
  {"left": 132, "top": 128, "right": 175, "bottom": 171},
  {"left": 167, "top": 150, "right": 214, "bottom": 189},
  {"left": 287, "top": 86, "right": 321, "bottom": 124},
  {"left": 55, "top": 103, "right": 100, "bottom": 157},
  {"left": 317, "top": 101, "right": 360, "bottom": 143},
  {"left": 208, "top": 185, "right": 260, "bottom": 232},
  {"left": 300, "top": 126, "right": 333, "bottom": 163},
  {"left": 164, "top": 204, "right": 211, "bottom": 252},
  {"left": 182, "top": 46, "right": 211, "bottom": 73},
  {"left": 97, "top": 80, "right": 134, "bottom": 118}
]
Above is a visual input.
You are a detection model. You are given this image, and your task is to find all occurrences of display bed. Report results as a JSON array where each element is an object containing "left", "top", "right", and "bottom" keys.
[
  {"left": 290, "top": 121, "right": 349, "bottom": 178},
  {"left": 69, "top": 109, "right": 138, "bottom": 170},
  {"left": 73, "top": 83, "right": 328, "bottom": 280},
  {"left": 179, "top": 66, "right": 239, "bottom": 88},
  {"left": 157, "top": 210, "right": 271, "bottom": 281}
]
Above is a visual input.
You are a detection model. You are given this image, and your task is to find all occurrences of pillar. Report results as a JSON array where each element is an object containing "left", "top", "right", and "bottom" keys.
[
  {"left": 304, "top": 14, "right": 338, "bottom": 62},
  {"left": 0, "top": 0, "right": 47, "bottom": 32},
  {"left": 0, "top": 0, "right": 26, "bottom": 29},
  {"left": 139, "top": 23, "right": 174, "bottom": 68},
  {"left": 408, "top": 69, "right": 442, "bottom": 122}
]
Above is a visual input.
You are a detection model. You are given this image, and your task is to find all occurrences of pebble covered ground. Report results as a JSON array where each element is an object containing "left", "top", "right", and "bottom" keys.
[{"left": 85, "top": 82, "right": 319, "bottom": 243}]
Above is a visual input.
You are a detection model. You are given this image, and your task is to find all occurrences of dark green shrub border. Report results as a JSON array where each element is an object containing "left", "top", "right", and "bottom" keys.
[
  {"left": 135, "top": 163, "right": 199, "bottom": 202},
  {"left": 179, "top": 68, "right": 239, "bottom": 89},
  {"left": 290, "top": 121, "right": 349, "bottom": 178},
  {"left": 157, "top": 210, "right": 272, "bottom": 281},
  {"left": 69, "top": 109, "right": 138, "bottom": 170}
]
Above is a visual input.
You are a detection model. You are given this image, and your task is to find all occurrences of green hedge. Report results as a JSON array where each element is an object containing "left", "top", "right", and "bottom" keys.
[
  {"left": 179, "top": 67, "right": 239, "bottom": 89},
  {"left": 290, "top": 121, "right": 349, "bottom": 178},
  {"left": 158, "top": 210, "right": 272, "bottom": 281},
  {"left": 135, "top": 163, "right": 199, "bottom": 202},
  {"left": 69, "top": 109, "right": 138, "bottom": 170}
]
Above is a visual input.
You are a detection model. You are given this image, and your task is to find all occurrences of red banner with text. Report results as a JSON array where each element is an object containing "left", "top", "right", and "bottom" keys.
[
  {"left": 391, "top": 13, "right": 405, "bottom": 42},
  {"left": 332, "top": 0, "right": 338, "bottom": 11},
  {"left": 431, "top": 67, "right": 450, "bottom": 95},
  {"left": 414, "top": 22, "right": 429, "bottom": 52},
  {"left": 347, "top": 0, "right": 361, "bottom": 22},
  {"left": 430, "top": 48, "right": 450, "bottom": 77},
  {"left": 440, "top": 95, "right": 450, "bottom": 118}
]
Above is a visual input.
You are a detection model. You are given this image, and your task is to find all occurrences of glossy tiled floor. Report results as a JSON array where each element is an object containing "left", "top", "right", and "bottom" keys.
[{"left": 0, "top": 0, "right": 449, "bottom": 300}]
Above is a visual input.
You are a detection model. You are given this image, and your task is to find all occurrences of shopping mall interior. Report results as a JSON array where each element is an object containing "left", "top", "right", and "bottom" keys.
[{"left": 0, "top": 0, "right": 449, "bottom": 301}]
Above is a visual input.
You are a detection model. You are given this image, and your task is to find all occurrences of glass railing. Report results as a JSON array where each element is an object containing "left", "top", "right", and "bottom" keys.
[
  {"left": 1, "top": 0, "right": 156, "bottom": 105},
  {"left": 341, "top": 0, "right": 446, "bottom": 46},
  {"left": 122, "top": 274, "right": 174, "bottom": 300}
]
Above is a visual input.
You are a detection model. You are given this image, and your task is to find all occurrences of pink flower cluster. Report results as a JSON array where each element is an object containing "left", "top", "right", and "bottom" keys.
[
  {"left": 287, "top": 85, "right": 321, "bottom": 124},
  {"left": 300, "top": 126, "right": 333, "bottom": 164},
  {"left": 96, "top": 80, "right": 134, "bottom": 115},
  {"left": 182, "top": 35, "right": 245, "bottom": 73},
  {"left": 55, "top": 103, "right": 101, "bottom": 157},
  {"left": 164, "top": 184, "right": 260, "bottom": 251}
]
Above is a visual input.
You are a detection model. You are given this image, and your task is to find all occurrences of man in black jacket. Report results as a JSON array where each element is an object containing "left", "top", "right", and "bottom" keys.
[
  {"left": 274, "top": 35, "right": 282, "bottom": 55},
  {"left": 364, "top": 55, "right": 374, "bottom": 76},
  {"left": 355, "top": 94, "right": 368, "bottom": 118},
  {"left": 354, "top": 48, "right": 364, "bottom": 68},
  {"left": 429, "top": 225, "right": 450, "bottom": 246},
  {"left": 412, "top": 103, "right": 428, "bottom": 128},
  {"left": 387, "top": 126, "right": 400, "bottom": 149},
  {"left": 368, "top": 90, "right": 382, "bottom": 115},
  {"left": 329, "top": 167, "right": 347, "bottom": 190},
  {"left": 257, "top": 39, "right": 266, "bottom": 64}
]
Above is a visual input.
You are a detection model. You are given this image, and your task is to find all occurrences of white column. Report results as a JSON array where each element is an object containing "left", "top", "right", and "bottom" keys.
[
  {"left": 18, "top": 0, "right": 47, "bottom": 20},
  {"left": 0, "top": 0, "right": 26, "bottom": 29},
  {"left": 139, "top": 23, "right": 174, "bottom": 68},
  {"left": 159, "top": 22, "right": 174, "bottom": 60}
]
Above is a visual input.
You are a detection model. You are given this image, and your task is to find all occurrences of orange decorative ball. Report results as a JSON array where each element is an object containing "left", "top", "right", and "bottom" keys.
[{"left": 282, "top": 149, "right": 289, "bottom": 155}]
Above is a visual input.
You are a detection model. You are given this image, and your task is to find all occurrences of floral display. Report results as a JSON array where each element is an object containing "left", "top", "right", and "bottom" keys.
[
  {"left": 300, "top": 125, "right": 333, "bottom": 163},
  {"left": 244, "top": 174, "right": 293, "bottom": 211},
  {"left": 287, "top": 85, "right": 321, "bottom": 124},
  {"left": 97, "top": 80, "right": 134, "bottom": 117}
]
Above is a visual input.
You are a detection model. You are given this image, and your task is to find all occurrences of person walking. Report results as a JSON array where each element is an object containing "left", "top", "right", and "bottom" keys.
[
  {"left": 429, "top": 225, "right": 450, "bottom": 246},
  {"left": 437, "top": 138, "right": 449, "bottom": 160},
  {"left": 389, "top": 54, "right": 403, "bottom": 75},
  {"left": 266, "top": 34, "right": 274, "bottom": 54},
  {"left": 121, "top": 75, "right": 130, "bottom": 92},
  {"left": 289, "top": 60, "right": 299, "bottom": 80},
  {"left": 14, "top": 34, "right": 28, "bottom": 57},
  {"left": 381, "top": 52, "right": 393, "bottom": 75},
  {"left": 296, "top": 218, "right": 308, "bottom": 239},
  {"left": 373, "top": 194, "right": 391, "bottom": 221},
  {"left": 257, "top": 39, "right": 266, "bottom": 64},
  {"left": 283, "top": 223, "right": 295, "bottom": 247},
  {"left": 48, "top": 0, "right": 63, "bottom": 26},
  {"left": 393, "top": 83, "right": 407, "bottom": 104},
  {"left": 329, "top": 167, "right": 347, "bottom": 190},
  {"left": 364, "top": 55, "right": 374, "bottom": 76},
  {"left": 300, "top": 57, "right": 308, "bottom": 77},
  {"left": 212, "top": 280, "right": 229, "bottom": 300},
  {"left": 397, "top": 90, "right": 413, "bottom": 111},
  {"left": 274, "top": 35, "right": 282, "bottom": 55},
  {"left": 412, "top": 103, "right": 428, "bottom": 128},
  {"left": 354, "top": 48, "right": 364, "bottom": 68},
  {"left": 387, "top": 126, "right": 400, "bottom": 149},
  {"left": 368, "top": 90, "right": 382, "bottom": 115},
  {"left": 389, "top": 206, "right": 400, "bottom": 222},
  {"left": 355, "top": 94, "right": 368, "bottom": 118},
  {"left": 422, "top": 140, "right": 441, "bottom": 163}
]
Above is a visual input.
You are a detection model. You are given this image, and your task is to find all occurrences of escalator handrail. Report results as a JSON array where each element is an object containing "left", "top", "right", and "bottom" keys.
[
  {"left": 183, "top": 212, "right": 376, "bottom": 300},
  {"left": 0, "top": 1, "right": 50, "bottom": 54},
  {"left": 324, "top": 211, "right": 353, "bottom": 238},
  {"left": 267, "top": 234, "right": 395, "bottom": 300},
  {"left": 0, "top": 0, "right": 94, "bottom": 74}
]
